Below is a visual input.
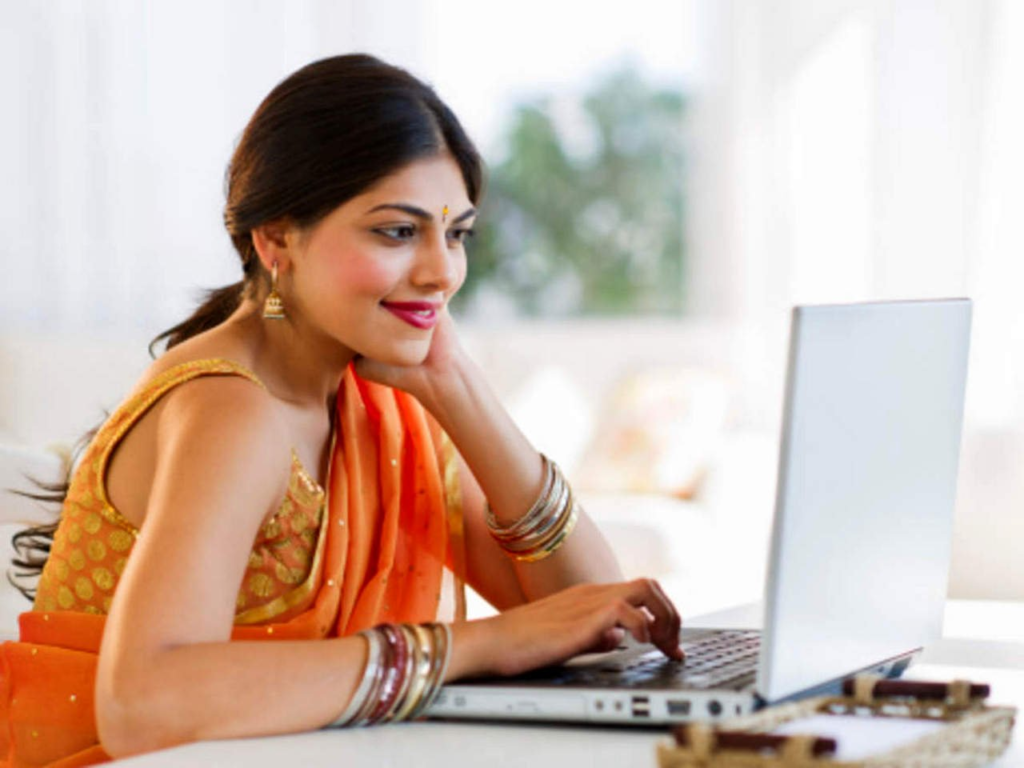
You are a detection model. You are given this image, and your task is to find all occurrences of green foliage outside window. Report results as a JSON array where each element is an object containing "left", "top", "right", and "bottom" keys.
[{"left": 453, "top": 66, "right": 687, "bottom": 317}]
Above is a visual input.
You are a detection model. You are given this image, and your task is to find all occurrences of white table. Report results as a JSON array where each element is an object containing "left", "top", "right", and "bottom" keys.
[{"left": 114, "top": 600, "right": 1022, "bottom": 767}]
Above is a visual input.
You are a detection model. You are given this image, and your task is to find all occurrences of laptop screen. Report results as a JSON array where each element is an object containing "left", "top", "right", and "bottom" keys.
[{"left": 758, "top": 299, "right": 971, "bottom": 702}]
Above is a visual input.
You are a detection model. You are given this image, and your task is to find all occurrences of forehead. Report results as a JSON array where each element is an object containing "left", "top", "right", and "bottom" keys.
[{"left": 359, "top": 153, "right": 471, "bottom": 210}]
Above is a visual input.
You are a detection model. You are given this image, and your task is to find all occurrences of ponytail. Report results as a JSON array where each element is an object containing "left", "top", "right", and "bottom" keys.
[
  {"left": 8, "top": 52, "right": 484, "bottom": 600},
  {"left": 148, "top": 280, "right": 247, "bottom": 357}
]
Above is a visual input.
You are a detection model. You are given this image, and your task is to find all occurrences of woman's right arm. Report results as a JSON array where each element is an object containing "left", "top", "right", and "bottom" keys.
[{"left": 95, "top": 376, "right": 682, "bottom": 758}]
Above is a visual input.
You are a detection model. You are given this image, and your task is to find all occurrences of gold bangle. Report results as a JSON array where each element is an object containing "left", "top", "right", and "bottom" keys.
[
  {"left": 392, "top": 624, "right": 433, "bottom": 722},
  {"left": 512, "top": 500, "right": 580, "bottom": 563},
  {"left": 486, "top": 455, "right": 557, "bottom": 539},
  {"left": 502, "top": 481, "right": 572, "bottom": 552},
  {"left": 411, "top": 622, "right": 452, "bottom": 718}
]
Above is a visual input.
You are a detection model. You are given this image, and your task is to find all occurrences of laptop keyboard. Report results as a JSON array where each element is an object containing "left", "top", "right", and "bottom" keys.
[
  {"left": 676, "top": 629, "right": 761, "bottom": 689},
  {"left": 541, "top": 629, "right": 762, "bottom": 691}
]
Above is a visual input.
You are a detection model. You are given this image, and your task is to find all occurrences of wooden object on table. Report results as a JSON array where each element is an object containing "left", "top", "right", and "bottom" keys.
[{"left": 656, "top": 674, "right": 1016, "bottom": 767}]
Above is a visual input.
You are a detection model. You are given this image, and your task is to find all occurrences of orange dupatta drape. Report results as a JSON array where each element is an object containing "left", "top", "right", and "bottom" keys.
[{"left": 0, "top": 366, "right": 465, "bottom": 768}]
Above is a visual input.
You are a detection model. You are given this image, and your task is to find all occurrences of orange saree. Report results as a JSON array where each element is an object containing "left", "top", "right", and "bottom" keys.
[{"left": 0, "top": 364, "right": 466, "bottom": 767}]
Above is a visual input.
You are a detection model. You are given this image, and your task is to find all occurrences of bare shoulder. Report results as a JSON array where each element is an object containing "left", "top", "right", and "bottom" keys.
[
  {"left": 156, "top": 372, "right": 289, "bottom": 480},
  {"left": 100, "top": 372, "right": 292, "bottom": 653}
]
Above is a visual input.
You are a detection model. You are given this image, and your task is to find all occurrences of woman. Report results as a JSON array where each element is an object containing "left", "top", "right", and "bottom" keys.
[{"left": 2, "top": 54, "right": 683, "bottom": 765}]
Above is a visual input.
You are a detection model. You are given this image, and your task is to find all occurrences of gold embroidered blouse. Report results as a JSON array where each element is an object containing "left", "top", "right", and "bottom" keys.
[{"left": 33, "top": 358, "right": 331, "bottom": 625}]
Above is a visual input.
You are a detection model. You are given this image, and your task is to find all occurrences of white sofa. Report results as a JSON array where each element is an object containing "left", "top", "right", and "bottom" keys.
[
  {"left": 0, "top": 321, "right": 781, "bottom": 637},
  {"left": 2, "top": 320, "right": 1019, "bottom": 639}
]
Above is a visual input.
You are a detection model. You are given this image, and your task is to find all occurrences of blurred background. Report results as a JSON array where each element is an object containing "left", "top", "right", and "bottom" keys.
[{"left": 1, "top": 0, "right": 1022, "bottom": 617}]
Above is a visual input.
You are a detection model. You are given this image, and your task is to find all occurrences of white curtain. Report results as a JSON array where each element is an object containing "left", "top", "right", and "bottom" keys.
[
  {"left": 4, "top": 0, "right": 1022, "bottom": 597},
  {"left": 690, "top": 0, "right": 1024, "bottom": 598},
  {"left": 0, "top": 0, "right": 425, "bottom": 335}
]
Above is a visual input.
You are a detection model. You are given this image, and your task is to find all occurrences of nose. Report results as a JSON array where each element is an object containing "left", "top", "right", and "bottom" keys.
[{"left": 411, "top": 231, "right": 460, "bottom": 292}]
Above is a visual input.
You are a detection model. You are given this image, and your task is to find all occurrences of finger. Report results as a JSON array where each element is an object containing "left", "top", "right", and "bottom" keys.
[
  {"left": 601, "top": 626, "right": 626, "bottom": 651},
  {"left": 623, "top": 578, "right": 684, "bottom": 660},
  {"left": 583, "top": 627, "right": 625, "bottom": 655},
  {"left": 606, "top": 599, "right": 652, "bottom": 646},
  {"left": 648, "top": 578, "right": 684, "bottom": 660}
]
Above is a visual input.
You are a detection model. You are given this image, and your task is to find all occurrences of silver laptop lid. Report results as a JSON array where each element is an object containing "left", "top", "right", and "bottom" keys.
[{"left": 758, "top": 299, "right": 971, "bottom": 702}]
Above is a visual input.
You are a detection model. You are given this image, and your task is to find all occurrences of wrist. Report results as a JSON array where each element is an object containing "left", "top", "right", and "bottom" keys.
[
  {"left": 418, "top": 352, "right": 479, "bottom": 425},
  {"left": 445, "top": 617, "right": 499, "bottom": 681}
]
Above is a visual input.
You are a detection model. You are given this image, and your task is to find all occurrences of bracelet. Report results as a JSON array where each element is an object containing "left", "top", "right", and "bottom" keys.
[
  {"left": 484, "top": 454, "right": 580, "bottom": 562},
  {"left": 327, "top": 631, "right": 381, "bottom": 727},
  {"left": 486, "top": 456, "right": 557, "bottom": 540},
  {"left": 325, "top": 622, "right": 453, "bottom": 729},
  {"left": 395, "top": 624, "right": 435, "bottom": 722},
  {"left": 501, "top": 480, "right": 572, "bottom": 553}
]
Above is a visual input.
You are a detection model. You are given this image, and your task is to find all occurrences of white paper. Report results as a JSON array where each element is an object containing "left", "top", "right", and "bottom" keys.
[{"left": 771, "top": 714, "right": 946, "bottom": 761}]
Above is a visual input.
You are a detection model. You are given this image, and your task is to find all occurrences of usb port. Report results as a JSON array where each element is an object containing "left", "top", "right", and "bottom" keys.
[
  {"left": 631, "top": 695, "right": 650, "bottom": 718},
  {"left": 667, "top": 699, "right": 691, "bottom": 716}
]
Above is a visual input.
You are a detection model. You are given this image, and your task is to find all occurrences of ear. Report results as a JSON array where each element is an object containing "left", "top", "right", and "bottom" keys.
[{"left": 251, "top": 219, "right": 295, "bottom": 273}]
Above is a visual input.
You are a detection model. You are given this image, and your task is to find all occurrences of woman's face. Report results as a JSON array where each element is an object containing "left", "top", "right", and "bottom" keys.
[{"left": 286, "top": 152, "right": 475, "bottom": 366}]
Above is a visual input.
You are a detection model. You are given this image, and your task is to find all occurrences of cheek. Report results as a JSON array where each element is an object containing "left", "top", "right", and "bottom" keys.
[{"left": 325, "top": 254, "right": 397, "bottom": 297}]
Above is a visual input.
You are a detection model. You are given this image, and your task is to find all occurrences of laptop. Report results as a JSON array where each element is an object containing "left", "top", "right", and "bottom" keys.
[{"left": 427, "top": 299, "right": 972, "bottom": 725}]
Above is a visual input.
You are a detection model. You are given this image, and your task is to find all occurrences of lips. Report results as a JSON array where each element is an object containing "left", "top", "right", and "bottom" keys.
[{"left": 380, "top": 301, "right": 441, "bottom": 330}]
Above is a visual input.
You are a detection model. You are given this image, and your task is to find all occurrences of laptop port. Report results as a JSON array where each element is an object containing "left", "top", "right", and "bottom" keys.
[
  {"left": 631, "top": 695, "right": 650, "bottom": 717},
  {"left": 667, "top": 699, "right": 691, "bottom": 716}
]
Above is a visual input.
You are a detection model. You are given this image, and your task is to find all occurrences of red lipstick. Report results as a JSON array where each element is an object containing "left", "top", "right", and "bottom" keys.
[{"left": 381, "top": 301, "right": 440, "bottom": 330}]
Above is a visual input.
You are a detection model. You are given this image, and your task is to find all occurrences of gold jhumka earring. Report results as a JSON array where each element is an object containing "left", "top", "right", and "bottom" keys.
[{"left": 263, "top": 261, "right": 285, "bottom": 320}]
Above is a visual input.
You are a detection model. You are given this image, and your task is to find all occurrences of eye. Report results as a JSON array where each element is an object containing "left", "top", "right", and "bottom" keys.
[
  {"left": 447, "top": 227, "right": 475, "bottom": 244},
  {"left": 375, "top": 224, "right": 416, "bottom": 241}
]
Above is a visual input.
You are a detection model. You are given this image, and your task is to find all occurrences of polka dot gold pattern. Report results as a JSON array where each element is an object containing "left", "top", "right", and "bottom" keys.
[
  {"left": 57, "top": 586, "right": 74, "bottom": 610},
  {"left": 274, "top": 561, "right": 304, "bottom": 585},
  {"left": 108, "top": 529, "right": 132, "bottom": 553},
  {"left": 74, "top": 577, "right": 94, "bottom": 601},
  {"left": 92, "top": 567, "right": 114, "bottom": 591},
  {"left": 68, "top": 549, "right": 86, "bottom": 571},
  {"left": 290, "top": 512, "right": 309, "bottom": 535},
  {"left": 31, "top": 358, "right": 328, "bottom": 623},
  {"left": 83, "top": 512, "right": 102, "bottom": 534},
  {"left": 248, "top": 573, "right": 274, "bottom": 598},
  {"left": 87, "top": 539, "right": 106, "bottom": 562}
]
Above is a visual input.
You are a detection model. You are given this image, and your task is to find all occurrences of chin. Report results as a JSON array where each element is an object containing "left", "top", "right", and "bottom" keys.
[{"left": 374, "top": 338, "right": 432, "bottom": 367}]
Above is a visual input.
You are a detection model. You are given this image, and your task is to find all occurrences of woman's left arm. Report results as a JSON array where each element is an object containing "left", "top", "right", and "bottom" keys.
[
  {"left": 356, "top": 313, "right": 623, "bottom": 604},
  {"left": 431, "top": 355, "right": 624, "bottom": 604}
]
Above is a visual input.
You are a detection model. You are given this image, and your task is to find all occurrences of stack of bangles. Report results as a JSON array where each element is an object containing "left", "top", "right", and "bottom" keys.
[
  {"left": 328, "top": 622, "right": 452, "bottom": 728},
  {"left": 485, "top": 454, "right": 580, "bottom": 562}
]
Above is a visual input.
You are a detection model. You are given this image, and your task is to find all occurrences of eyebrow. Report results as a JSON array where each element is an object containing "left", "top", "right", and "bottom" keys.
[{"left": 366, "top": 203, "right": 477, "bottom": 224}]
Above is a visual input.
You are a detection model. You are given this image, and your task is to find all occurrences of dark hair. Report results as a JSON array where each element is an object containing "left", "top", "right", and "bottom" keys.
[
  {"left": 151, "top": 53, "right": 484, "bottom": 354},
  {"left": 10, "top": 53, "right": 484, "bottom": 599}
]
